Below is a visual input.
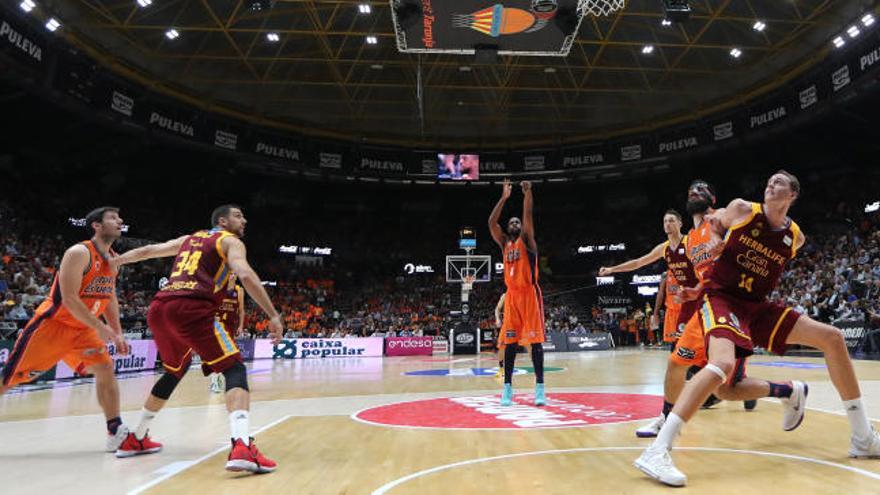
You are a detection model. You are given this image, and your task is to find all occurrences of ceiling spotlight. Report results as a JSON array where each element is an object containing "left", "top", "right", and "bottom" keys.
[
  {"left": 366, "top": 35, "right": 377, "bottom": 44},
  {"left": 246, "top": 0, "right": 275, "bottom": 11},
  {"left": 19, "top": 0, "right": 36, "bottom": 13},
  {"left": 833, "top": 36, "right": 845, "bottom": 48},
  {"left": 266, "top": 32, "right": 280, "bottom": 42},
  {"left": 358, "top": 4, "right": 371, "bottom": 14},
  {"left": 45, "top": 18, "right": 60, "bottom": 32},
  {"left": 863, "top": 14, "right": 875, "bottom": 27},
  {"left": 136, "top": 0, "right": 152, "bottom": 7},
  {"left": 847, "top": 25, "right": 860, "bottom": 38},
  {"left": 165, "top": 28, "right": 180, "bottom": 40},
  {"left": 729, "top": 47, "right": 742, "bottom": 58},
  {"left": 752, "top": 20, "right": 766, "bottom": 32},
  {"left": 661, "top": 19, "right": 672, "bottom": 27},
  {"left": 641, "top": 45, "right": 654, "bottom": 54}
]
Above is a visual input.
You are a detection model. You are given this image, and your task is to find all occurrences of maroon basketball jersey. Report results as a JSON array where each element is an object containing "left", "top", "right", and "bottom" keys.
[
  {"left": 155, "top": 228, "right": 236, "bottom": 306},
  {"left": 217, "top": 284, "right": 243, "bottom": 331},
  {"left": 703, "top": 202, "right": 801, "bottom": 301},
  {"left": 664, "top": 236, "right": 700, "bottom": 309}
]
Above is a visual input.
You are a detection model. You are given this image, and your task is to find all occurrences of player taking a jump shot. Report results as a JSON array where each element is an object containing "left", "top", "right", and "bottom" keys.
[{"left": 489, "top": 179, "right": 546, "bottom": 407}]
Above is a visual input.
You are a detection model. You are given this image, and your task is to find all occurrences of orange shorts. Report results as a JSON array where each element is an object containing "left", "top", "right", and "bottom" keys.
[
  {"left": 669, "top": 312, "right": 707, "bottom": 368},
  {"left": 500, "top": 287, "right": 545, "bottom": 345},
  {"left": 663, "top": 306, "right": 681, "bottom": 343},
  {"left": 2, "top": 317, "right": 112, "bottom": 388}
]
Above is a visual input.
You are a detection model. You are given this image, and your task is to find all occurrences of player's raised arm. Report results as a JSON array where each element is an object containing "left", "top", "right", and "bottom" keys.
[
  {"left": 520, "top": 181, "right": 537, "bottom": 252},
  {"left": 114, "top": 235, "right": 189, "bottom": 266},
  {"left": 709, "top": 199, "right": 753, "bottom": 233},
  {"left": 598, "top": 242, "right": 666, "bottom": 276},
  {"left": 222, "top": 236, "right": 283, "bottom": 343},
  {"left": 489, "top": 179, "right": 513, "bottom": 249}
]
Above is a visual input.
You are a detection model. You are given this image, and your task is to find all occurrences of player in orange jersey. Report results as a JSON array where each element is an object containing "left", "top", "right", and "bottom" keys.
[
  {"left": 111, "top": 205, "right": 283, "bottom": 473},
  {"left": 0, "top": 207, "right": 134, "bottom": 452},
  {"left": 489, "top": 179, "right": 546, "bottom": 407}
]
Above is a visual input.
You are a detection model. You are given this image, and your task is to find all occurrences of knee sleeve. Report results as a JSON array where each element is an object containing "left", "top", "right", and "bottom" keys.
[
  {"left": 151, "top": 372, "right": 181, "bottom": 400},
  {"left": 222, "top": 362, "right": 249, "bottom": 392}
]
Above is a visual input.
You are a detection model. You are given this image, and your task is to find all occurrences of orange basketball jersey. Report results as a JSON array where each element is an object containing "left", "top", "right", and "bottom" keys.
[
  {"left": 33, "top": 240, "right": 117, "bottom": 330},
  {"left": 503, "top": 237, "right": 538, "bottom": 291},
  {"left": 686, "top": 217, "right": 718, "bottom": 282}
]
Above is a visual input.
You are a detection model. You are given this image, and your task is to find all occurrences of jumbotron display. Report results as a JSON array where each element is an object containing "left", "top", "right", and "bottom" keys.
[{"left": 437, "top": 153, "right": 480, "bottom": 180}]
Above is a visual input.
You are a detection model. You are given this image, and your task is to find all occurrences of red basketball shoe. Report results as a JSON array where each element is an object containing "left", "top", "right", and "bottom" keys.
[
  {"left": 115, "top": 432, "right": 163, "bottom": 458},
  {"left": 226, "top": 438, "right": 277, "bottom": 474}
]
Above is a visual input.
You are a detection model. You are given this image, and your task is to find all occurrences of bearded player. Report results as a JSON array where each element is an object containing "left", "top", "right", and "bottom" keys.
[
  {"left": 489, "top": 179, "right": 546, "bottom": 407},
  {"left": 636, "top": 171, "right": 880, "bottom": 487}
]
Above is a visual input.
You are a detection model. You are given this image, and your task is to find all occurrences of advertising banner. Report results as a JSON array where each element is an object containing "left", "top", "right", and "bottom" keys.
[
  {"left": 385, "top": 336, "right": 434, "bottom": 356},
  {"left": 452, "top": 328, "right": 478, "bottom": 355},
  {"left": 838, "top": 319, "right": 868, "bottom": 350},
  {"left": 565, "top": 332, "right": 613, "bottom": 352},
  {"left": 272, "top": 338, "right": 384, "bottom": 359},
  {"left": 55, "top": 339, "right": 158, "bottom": 379},
  {"left": 236, "top": 338, "right": 256, "bottom": 361},
  {"left": 543, "top": 330, "right": 568, "bottom": 352}
]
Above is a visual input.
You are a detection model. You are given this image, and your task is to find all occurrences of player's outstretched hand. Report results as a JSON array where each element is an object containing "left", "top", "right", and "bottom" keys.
[
  {"left": 268, "top": 315, "right": 284, "bottom": 345},
  {"left": 501, "top": 178, "right": 512, "bottom": 200},
  {"left": 111, "top": 333, "right": 130, "bottom": 355},
  {"left": 677, "top": 283, "right": 704, "bottom": 304}
]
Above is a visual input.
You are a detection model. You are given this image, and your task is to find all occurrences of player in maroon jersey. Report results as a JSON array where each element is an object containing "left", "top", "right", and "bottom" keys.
[
  {"left": 111, "top": 205, "right": 284, "bottom": 473},
  {"left": 636, "top": 171, "right": 880, "bottom": 487}
]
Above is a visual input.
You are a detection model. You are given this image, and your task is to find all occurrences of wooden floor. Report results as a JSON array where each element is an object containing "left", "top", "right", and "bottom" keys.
[{"left": 2, "top": 349, "right": 880, "bottom": 494}]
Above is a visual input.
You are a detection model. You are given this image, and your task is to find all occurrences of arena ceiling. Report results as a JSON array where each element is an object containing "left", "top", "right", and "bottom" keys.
[{"left": 45, "top": 0, "right": 869, "bottom": 146}]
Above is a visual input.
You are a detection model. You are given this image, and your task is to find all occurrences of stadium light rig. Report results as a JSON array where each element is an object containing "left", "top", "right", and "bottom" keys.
[
  {"left": 20, "top": 0, "right": 35, "bottom": 13},
  {"left": 662, "top": 0, "right": 691, "bottom": 23}
]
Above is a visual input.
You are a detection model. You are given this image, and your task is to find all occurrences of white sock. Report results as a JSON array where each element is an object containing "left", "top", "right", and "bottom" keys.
[
  {"left": 135, "top": 408, "right": 156, "bottom": 440},
  {"left": 652, "top": 413, "right": 685, "bottom": 451},
  {"left": 843, "top": 398, "right": 873, "bottom": 441},
  {"left": 229, "top": 410, "right": 250, "bottom": 444}
]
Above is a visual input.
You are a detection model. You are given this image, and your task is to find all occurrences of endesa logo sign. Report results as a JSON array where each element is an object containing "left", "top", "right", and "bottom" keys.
[{"left": 385, "top": 337, "right": 433, "bottom": 356}]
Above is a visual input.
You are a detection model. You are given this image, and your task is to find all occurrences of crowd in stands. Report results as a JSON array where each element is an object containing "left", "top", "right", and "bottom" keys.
[{"left": 2, "top": 166, "right": 880, "bottom": 346}]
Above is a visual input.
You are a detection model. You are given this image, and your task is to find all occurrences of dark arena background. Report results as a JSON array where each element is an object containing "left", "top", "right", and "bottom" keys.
[{"left": 2, "top": 1, "right": 880, "bottom": 494}]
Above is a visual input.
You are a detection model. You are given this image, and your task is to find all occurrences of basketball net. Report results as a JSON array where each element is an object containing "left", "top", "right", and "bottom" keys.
[{"left": 582, "top": 0, "right": 625, "bottom": 17}]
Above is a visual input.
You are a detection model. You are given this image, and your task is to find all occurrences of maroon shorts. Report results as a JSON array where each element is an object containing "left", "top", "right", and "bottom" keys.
[
  {"left": 698, "top": 291, "right": 801, "bottom": 358},
  {"left": 147, "top": 298, "right": 242, "bottom": 378}
]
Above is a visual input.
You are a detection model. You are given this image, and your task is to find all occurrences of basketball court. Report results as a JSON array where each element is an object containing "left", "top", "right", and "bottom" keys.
[{"left": 2, "top": 350, "right": 879, "bottom": 494}]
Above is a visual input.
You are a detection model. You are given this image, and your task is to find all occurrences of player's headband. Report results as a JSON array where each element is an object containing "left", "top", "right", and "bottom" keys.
[{"left": 689, "top": 180, "right": 716, "bottom": 204}]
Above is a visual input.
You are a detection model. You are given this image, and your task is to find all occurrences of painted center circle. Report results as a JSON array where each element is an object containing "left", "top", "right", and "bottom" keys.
[{"left": 355, "top": 393, "right": 662, "bottom": 430}]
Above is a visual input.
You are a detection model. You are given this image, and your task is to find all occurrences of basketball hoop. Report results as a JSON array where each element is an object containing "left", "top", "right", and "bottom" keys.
[{"left": 582, "top": 0, "right": 625, "bottom": 17}]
